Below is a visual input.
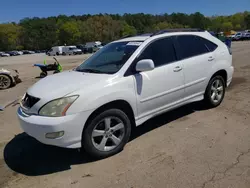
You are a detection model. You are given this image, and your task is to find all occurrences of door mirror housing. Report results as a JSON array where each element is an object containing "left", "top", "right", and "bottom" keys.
[{"left": 135, "top": 59, "right": 155, "bottom": 72}]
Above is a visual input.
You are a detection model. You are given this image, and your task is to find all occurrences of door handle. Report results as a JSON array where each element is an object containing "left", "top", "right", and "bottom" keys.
[
  {"left": 208, "top": 56, "right": 214, "bottom": 61},
  {"left": 173, "top": 66, "right": 182, "bottom": 72}
]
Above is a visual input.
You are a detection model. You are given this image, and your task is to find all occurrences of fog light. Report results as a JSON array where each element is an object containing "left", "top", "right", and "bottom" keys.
[{"left": 45, "top": 131, "right": 64, "bottom": 139}]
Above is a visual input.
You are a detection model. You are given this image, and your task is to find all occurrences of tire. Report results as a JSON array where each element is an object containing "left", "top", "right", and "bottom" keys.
[
  {"left": 0, "top": 74, "right": 12, "bottom": 89},
  {"left": 82, "top": 109, "right": 131, "bottom": 159},
  {"left": 53, "top": 70, "right": 60, "bottom": 74},
  {"left": 204, "top": 75, "right": 226, "bottom": 108},
  {"left": 40, "top": 72, "right": 47, "bottom": 78}
]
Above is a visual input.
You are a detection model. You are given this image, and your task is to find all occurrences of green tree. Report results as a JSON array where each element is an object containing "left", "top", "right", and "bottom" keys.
[
  {"left": 58, "top": 21, "right": 81, "bottom": 45},
  {"left": 0, "top": 11, "right": 249, "bottom": 51},
  {"left": 222, "top": 22, "right": 233, "bottom": 31},
  {"left": 121, "top": 22, "right": 137, "bottom": 36},
  {"left": 0, "top": 23, "right": 22, "bottom": 51},
  {"left": 245, "top": 14, "right": 250, "bottom": 29}
]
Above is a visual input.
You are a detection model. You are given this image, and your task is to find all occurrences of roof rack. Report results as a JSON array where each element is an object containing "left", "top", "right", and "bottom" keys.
[
  {"left": 150, "top": 28, "right": 204, "bottom": 37},
  {"left": 121, "top": 34, "right": 135, "bottom": 39},
  {"left": 121, "top": 33, "right": 153, "bottom": 39}
]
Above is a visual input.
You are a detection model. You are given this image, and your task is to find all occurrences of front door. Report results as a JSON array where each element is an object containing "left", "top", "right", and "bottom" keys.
[{"left": 134, "top": 37, "right": 185, "bottom": 120}]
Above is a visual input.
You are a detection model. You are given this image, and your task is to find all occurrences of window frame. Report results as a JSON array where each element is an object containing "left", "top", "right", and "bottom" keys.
[
  {"left": 173, "top": 34, "right": 212, "bottom": 61},
  {"left": 124, "top": 36, "right": 178, "bottom": 76},
  {"left": 199, "top": 37, "right": 218, "bottom": 52}
]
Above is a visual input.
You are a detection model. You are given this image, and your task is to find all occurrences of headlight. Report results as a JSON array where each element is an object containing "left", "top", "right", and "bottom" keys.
[{"left": 39, "top": 95, "right": 78, "bottom": 117}]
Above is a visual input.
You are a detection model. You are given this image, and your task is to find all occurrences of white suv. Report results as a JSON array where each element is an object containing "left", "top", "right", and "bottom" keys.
[{"left": 17, "top": 29, "right": 234, "bottom": 158}]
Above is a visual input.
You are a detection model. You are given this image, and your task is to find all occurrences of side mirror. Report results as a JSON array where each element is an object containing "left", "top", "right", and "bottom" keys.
[{"left": 136, "top": 59, "right": 155, "bottom": 72}]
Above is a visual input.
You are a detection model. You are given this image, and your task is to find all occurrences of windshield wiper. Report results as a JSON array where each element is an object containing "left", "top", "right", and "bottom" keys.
[{"left": 76, "top": 68, "right": 106, "bottom": 74}]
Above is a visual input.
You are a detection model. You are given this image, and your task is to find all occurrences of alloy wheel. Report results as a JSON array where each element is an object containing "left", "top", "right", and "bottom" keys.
[
  {"left": 0, "top": 75, "right": 11, "bottom": 89},
  {"left": 91, "top": 116, "right": 125, "bottom": 152},
  {"left": 210, "top": 79, "right": 224, "bottom": 103}
]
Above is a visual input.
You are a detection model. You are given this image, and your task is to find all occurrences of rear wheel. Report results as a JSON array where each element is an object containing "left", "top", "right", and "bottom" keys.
[
  {"left": 0, "top": 74, "right": 12, "bottom": 89},
  {"left": 204, "top": 75, "right": 225, "bottom": 107},
  {"left": 82, "top": 109, "right": 131, "bottom": 159}
]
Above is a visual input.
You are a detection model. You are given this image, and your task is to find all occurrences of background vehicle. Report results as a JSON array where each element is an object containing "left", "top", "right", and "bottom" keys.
[
  {"left": 76, "top": 44, "right": 86, "bottom": 53},
  {"left": 17, "top": 29, "right": 234, "bottom": 159},
  {"left": 232, "top": 32, "right": 243, "bottom": 41},
  {"left": 0, "top": 68, "right": 20, "bottom": 89},
  {"left": 22, "top": 50, "right": 35, "bottom": 54},
  {"left": 47, "top": 46, "right": 64, "bottom": 56},
  {"left": 17, "top": 51, "right": 23, "bottom": 55},
  {"left": 0, "top": 52, "right": 10, "bottom": 57},
  {"left": 62, "top": 46, "right": 82, "bottom": 55},
  {"left": 85, "top": 41, "right": 103, "bottom": 53},
  {"left": 7, "top": 51, "right": 19, "bottom": 56},
  {"left": 242, "top": 33, "right": 250, "bottom": 40}
]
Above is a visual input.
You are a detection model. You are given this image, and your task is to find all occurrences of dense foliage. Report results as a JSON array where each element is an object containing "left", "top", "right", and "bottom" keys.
[{"left": 0, "top": 11, "right": 249, "bottom": 51}]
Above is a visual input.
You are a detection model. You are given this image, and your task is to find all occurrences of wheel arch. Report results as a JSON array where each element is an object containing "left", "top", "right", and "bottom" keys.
[
  {"left": 210, "top": 69, "right": 227, "bottom": 87},
  {"left": 83, "top": 100, "right": 136, "bottom": 133}
]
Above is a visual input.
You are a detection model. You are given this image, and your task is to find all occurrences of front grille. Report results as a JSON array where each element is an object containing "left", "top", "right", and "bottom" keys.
[{"left": 22, "top": 93, "right": 40, "bottom": 109}]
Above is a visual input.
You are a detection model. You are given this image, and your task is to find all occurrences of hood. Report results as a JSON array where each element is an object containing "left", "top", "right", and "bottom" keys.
[{"left": 27, "top": 70, "right": 112, "bottom": 99}]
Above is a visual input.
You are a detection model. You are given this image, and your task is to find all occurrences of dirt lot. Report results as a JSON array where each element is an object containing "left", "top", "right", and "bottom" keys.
[{"left": 0, "top": 42, "right": 250, "bottom": 188}]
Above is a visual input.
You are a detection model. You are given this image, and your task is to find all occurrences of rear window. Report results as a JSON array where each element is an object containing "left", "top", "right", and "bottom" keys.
[{"left": 199, "top": 37, "right": 218, "bottom": 52}]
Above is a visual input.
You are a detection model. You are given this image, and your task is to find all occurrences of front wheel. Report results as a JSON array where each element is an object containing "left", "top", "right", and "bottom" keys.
[
  {"left": 82, "top": 109, "right": 131, "bottom": 159},
  {"left": 204, "top": 75, "right": 225, "bottom": 107}
]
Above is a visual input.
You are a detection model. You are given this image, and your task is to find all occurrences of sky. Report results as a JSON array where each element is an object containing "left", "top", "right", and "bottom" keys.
[{"left": 0, "top": 0, "right": 249, "bottom": 23}]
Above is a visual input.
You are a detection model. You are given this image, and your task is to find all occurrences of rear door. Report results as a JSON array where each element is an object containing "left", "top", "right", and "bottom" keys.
[{"left": 174, "top": 35, "right": 217, "bottom": 98}]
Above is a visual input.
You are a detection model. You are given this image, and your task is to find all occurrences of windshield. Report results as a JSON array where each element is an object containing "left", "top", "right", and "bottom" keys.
[
  {"left": 69, "top": 47, "right": 77, "bottom": 50},
  {"left": 75, "top": 41, "right": 142, "bottom": 74}
]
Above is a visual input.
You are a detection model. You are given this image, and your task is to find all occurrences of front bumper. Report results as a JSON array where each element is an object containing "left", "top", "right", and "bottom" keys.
[{"left": 17, "top": 107, "right": 92, "bottom": 148}]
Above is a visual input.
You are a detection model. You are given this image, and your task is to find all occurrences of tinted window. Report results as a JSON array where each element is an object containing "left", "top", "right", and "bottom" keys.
[
  {"left": 176, "top": 35, "right": 209, "bottom": 59},
  {"left": 139, "top": 37, "right": 176, "bottom": 67},
  {"left": 200, "top": 37, "right": 218, "bottom": 52}
]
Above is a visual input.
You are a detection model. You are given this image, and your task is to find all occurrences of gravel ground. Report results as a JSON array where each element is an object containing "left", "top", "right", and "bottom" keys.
[{"left": 0, "top": 42, "right": 250, "bottom": 188}]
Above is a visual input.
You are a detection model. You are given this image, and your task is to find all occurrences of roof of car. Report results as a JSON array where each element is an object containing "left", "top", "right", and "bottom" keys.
[{"left": 116, "top": 29, "right": 208, "bottom": 42}]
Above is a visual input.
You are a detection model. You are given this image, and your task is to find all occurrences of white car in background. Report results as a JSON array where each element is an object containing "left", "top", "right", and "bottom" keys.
[
  {"left": 17, "top": 51, "right": 23, "bottom": 55},
  {"left": 62, "top": 46, "right": 82, "bottom": 55},
  {"left": 17, "top": 29, "right": 234, "bottom": 158},
  {"left": 47, "top": 46, "right": 64, "bottom": 56},
  {"left": 0, "top": 52, "right": 10, "bottom": 57}
]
